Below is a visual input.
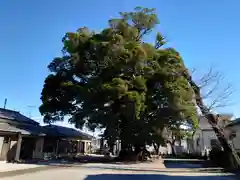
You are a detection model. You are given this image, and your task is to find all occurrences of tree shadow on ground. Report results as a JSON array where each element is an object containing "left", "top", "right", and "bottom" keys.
[
  {"left": 164, "top": 161, "right": 204, "bottom": 169},
  {"left": 163, "top": 159, "right": 209, "bottom": 169},
  {"left": 19, "top": 156, "right": 151, "bottom": 166},
  {"left": 16, "top": 158, "right": 225, "bottom": 174},
  {"left": 81, "top": 165, "right": 225, "bottom": 173},
  {"left": 84, "top": 174, "right": 237, "bottom": 180}
]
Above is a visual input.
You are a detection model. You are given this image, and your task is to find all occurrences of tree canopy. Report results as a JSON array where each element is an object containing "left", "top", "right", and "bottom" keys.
[{"left": 39, "top": 7, "right": 198, "bottom": 150}]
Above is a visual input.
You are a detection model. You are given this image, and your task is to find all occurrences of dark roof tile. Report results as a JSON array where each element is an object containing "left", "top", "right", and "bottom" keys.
[
  {"left": 0, "top": 108, "right": 39, "bottom": 125},
  {"left": 43, "top": 125, "right": 94, "bottom": 140},
  {"left": 0, "top": 122, "right": 45, "bottom": 135},
  {"left": 226, "top": 118, "right": 240, "bottom": 127}
]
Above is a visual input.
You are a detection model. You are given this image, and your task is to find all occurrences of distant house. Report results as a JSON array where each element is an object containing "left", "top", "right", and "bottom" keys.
[
  {"left": 42, "top": 125, "right": 94, "bottom": 158},
  {"left": 192, "top": 114, "right": 232, "bottom": 155},
  {"left": 0, "top": 108, "right": 94, "bottom": 162},
  {"left": 91, "top": 138, "right": 106, "bottom": 151},
  {"left": 91, "top": 138, "right": 121, "bottom": 156}
]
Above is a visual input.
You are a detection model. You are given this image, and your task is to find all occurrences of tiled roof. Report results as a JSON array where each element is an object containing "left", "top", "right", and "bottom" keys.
[
  {"left": 0, "top": 122, "right": 45, "bottom": 136},
  {"left": 226, "top": 118, "right": 240, "bottom": 127},
  {"left": 0, "top": 108, "right": 39, "bottom": 125},
  {"left": 0, "top": 108, "right": 45, "bottom": 135},
  {"left": 0, "top": 108, "right": 94, "bottom": 139},
  {"left": 43, "top": 125, "right": 94, "bottom": 140}
]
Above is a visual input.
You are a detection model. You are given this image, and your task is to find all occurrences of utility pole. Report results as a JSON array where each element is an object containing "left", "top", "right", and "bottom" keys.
[
  {"left": 26, "top": 105, "right": 36, "bottom": 118},
  {"left": 3, "top": 98, "right": 7, "bottom": 109}
]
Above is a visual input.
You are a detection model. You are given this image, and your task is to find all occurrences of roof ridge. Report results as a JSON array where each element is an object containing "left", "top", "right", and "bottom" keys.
[
  {"left": 43, "top": 124, "right": 94, "bottom": 138},
  {"left": 0, "top": 108, "right": 19, "bottom": 113}
]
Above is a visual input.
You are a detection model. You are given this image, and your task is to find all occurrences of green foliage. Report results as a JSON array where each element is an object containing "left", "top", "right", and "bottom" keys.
[{"left": 40, "top": 7, "right": 198, "bottom": 149}]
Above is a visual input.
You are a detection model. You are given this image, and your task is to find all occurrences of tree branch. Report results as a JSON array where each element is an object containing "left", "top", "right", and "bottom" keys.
[{"left": 192, "top": 67, "right": 234, "bottom": 111}]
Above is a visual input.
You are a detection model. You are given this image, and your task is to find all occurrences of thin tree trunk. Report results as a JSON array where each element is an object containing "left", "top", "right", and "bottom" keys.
[
  {"left": 120, "top": 139, "right": 127, "bottom": 150},
  {"left": 178, "top": 136, "right": 182, "bottom": 146},
  {"left": 186, "top": 73, "right": 240, "bottom": 168},
  {"left": 170, "top": 143, "right": 176, "bottom": 156},
  {"left": 109, "top": 143, "right": 114, "bottom": 154},
  {"left": 170, "top": 134, "right": 176, "bottom": 156},
  {"left": 153, "top": 143, "right": 160, "bottom": 155},
  {"left": 169, "top": 139, "right": 176, "bottom": 157}
]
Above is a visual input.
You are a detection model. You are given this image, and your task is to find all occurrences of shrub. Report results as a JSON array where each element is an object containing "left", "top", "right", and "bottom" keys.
[
  {"left": 209, "top": 148, "right": 228, "bottom": 167},
  {"left": 118, "top": 150, "right": 137, "bottom": 161}
]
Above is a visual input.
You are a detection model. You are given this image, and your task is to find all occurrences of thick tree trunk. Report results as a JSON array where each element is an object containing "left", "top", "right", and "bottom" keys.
[
  {"left": 204, "top": 113, "right": 240, "bottom": 168},
  {"left": 109, "top": 143, "right": 114, "bottom": 154},
  {"left": 186, "top": 73, "right": 240, "bottom": 169}
]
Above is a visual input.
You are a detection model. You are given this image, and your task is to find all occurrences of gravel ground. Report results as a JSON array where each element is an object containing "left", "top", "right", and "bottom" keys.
[{"left": 0, "top": 159, "right": 238, "bottom": 180}]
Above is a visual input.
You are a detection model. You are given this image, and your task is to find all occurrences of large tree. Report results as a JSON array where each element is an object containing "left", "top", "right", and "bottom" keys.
[{"left": 40, "top": 7, "right": 198, "bottom": 156}]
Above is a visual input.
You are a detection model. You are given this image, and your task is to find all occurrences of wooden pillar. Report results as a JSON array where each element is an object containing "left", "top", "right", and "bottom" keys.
[
  {"left": 40, "top": 138, "right": 44, "bottom": 154},
  {"left": 15, "top": 132, "right": 22, "bottom": 161},
  {"left": 80, "top": 141, "right": 84, "bottom": 153},
  {"left": 77, "top": 141, "right": 80, "bottom": 153},
  {"left": 1, "top": 136, "right": 10, "bottom": 161},
  {"left": 100, "top": 138, "right": 104, "bottom": 149},
  {"left": 84, "top": 141, "right": 88, "bottom": 154},
  {"left": 33, "top": 138, "right": 44, "bottom": 159},
  {"left": 89, "top": 142, "right": 91, "bottom": 153},
  {"left": 55, "top": 139, "right": 59, "bottom": 156}
]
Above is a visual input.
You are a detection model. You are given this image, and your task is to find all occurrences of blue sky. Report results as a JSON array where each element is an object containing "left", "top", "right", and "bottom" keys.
[{"left": 0, "top": 0, "right": 240, "bottom": 128}]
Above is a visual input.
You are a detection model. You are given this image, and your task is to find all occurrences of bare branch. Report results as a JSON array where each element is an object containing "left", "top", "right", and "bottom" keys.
[
  {"left": 192, "top": 67, "right": 234, "bottom": 111},
  {"left": 207, "top": 84, "right": 234, "bottom": 110}
]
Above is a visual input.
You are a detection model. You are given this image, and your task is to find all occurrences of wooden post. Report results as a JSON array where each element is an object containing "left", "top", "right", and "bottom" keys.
[
  {"left": 55, "top": 139, "right": 59, "bottom": 158},
  {"left": 15, "top": 132, "right": 22, "bottom": 162},
  {"left": 77, "top": 140, "right": 81, "bottom": 153}
]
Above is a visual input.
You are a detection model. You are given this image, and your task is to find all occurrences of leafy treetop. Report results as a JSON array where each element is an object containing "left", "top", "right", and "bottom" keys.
[{"left": 40, "top": 7, "right": 198, "bottom": 148}]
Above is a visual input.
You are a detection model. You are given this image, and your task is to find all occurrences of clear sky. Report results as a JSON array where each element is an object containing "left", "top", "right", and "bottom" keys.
[{"left": 0, "top": 0, "right": 240, "bottom": 128}]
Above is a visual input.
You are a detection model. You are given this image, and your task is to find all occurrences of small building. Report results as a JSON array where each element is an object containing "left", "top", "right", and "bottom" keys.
[
  {"left": 91, "top": 138, "right": 121, "bottom": 156},
  {"left": 224, "top": 118, "right": 240, "bottom": 153},
  {"left": 42, "top": 125, "right": 93, "bottom": 158},
  {"left": 0, "top": 108, "right": 45, "bottom": 161},
  {"left": 0, "top": 108, "right": 94, "bottom": 162},
  {"left": 192, "top": 114, "right": 232, "bottom": 155}
]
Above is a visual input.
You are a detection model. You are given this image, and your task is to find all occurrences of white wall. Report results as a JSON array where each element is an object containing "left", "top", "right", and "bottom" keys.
[
  {"left": 0, "top": 137, "right": 3, "bottom": 159},
  {"left": 198, "top": 116, "right": 212, "bottom": 130},
  {"left": 193, "top": 128, "right": 218, "bottom": 155},
  {"left": 202, "top": 130, "right": 218, "bottom": 149},
  {"left": 0, "top": 137, "right": 3, "bottom": 153},
  {"left": 198, "top": 116, "right": 229, "bottom": 129},
  {"left": 192, "top": 115, "right": 229, "bottom": 154},
  {"left": 192, "top": 129, "right": 201, "bottom": 153}
]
